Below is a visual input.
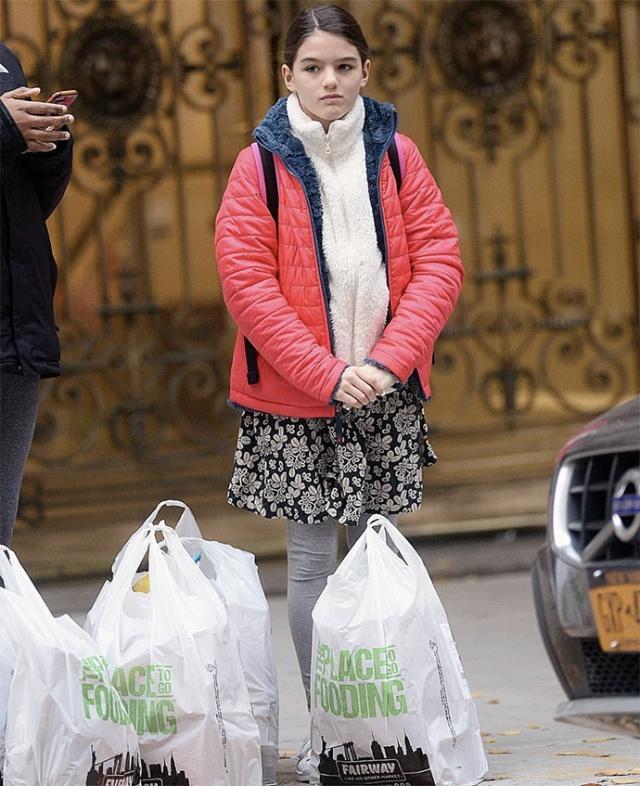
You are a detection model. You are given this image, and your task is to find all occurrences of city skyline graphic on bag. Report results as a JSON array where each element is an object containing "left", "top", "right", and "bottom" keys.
[
  {"left": 318, "top": 733, "right": 434, "bottom": 786},
  {"left": 85, "top": 748, "right": 140, "bottom": 786}
]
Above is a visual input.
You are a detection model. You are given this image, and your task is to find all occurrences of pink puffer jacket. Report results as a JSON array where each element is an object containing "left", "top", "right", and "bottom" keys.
[{"left": 215, "top": 99, "right": 463, "bottom": 418}]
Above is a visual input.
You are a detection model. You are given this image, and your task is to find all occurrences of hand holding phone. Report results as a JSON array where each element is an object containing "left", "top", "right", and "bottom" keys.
[{"left": 0, "top": 86, "right": 75, "bottom": 152}]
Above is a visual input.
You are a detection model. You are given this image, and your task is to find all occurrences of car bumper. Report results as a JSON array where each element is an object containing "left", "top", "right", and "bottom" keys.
[
  {"left": 556, "top": 697, "right": 640, "bottom": 738},
  {"left": 533, "top": 545, "right": 640, "bottom": 736}
]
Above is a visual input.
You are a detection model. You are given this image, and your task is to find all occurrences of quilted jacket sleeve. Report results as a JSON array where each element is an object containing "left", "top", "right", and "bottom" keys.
[
  {"left": 367, "top": 135, "right": 463, "bottom": 382},
  {"left": 215, "top": 147, "right": 347, "bottom": 404}
]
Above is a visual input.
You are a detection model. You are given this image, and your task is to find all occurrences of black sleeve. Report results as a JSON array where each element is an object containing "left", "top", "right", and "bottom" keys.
[
  {"left": 24, "top": 138, "right": 74, "bottom": 219},
  {"left": 0, "top": 42, "right": 74, "bottom": 217},
  {"left": 0, "top": 43, "right": 28, "bottom": 165}
]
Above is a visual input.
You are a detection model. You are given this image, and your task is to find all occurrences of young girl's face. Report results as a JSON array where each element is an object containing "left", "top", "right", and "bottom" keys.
[{"left": 282, "top": 30, "right": 371, "bottom": 129}]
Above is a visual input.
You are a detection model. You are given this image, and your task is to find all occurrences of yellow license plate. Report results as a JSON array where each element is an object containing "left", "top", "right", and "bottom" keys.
[{"left": 588, "top": 568, "right": 640, "bottom": 653}]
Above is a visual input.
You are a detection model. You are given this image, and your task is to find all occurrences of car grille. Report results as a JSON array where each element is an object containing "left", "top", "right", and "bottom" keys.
[
  {"left": 581, "top": 639, "right": 640, "bottom": 696},
  {"left": 566, "top": 450, "right": 640, "bottom": 562}
]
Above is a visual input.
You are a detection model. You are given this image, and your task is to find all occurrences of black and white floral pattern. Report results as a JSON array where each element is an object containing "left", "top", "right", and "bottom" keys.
[{"left": 228, "top": 384, "right": 436, "bottom": 526}]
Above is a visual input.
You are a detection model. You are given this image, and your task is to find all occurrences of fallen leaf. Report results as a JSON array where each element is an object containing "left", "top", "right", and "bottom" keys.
[
  {"left": 471, "top": 691, "right": 483, "bottom": 698},
  {"left": 480, "top": 731, "right": 493, "bottom": 737},
  {"left": 487, "top": 748, "right": 511, "bottom": 755},
  {"left": 582, "top": 736, "right": 615, "bottom": 743},
  {"left": 578, "top": 782, "right": 600, "bottom": 786},
  {"left": 596, "top": 770, "right": 640, "bottom": 777},
  {"left": 497, "top": 730, "right": 520, "bottom": 736},
  {"left": 485, "top": 738, "right": 497, "bottom": 744},
  {"left": 557, "top": 751, "right": 612, "bottom": 758},
  {"left": 487, "top": 698, "right": 500, "bottom": 704},
  {"left": 612, "top": 779, "right": 640, "bottom": 785},
  {"left": 527, "top": 723, "right": 541, "bottom": 729}
]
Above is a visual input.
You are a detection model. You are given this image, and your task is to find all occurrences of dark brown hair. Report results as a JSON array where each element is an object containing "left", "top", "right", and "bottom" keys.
[{"left": 283, "top": 5, "right": 371, "bottom": 68}]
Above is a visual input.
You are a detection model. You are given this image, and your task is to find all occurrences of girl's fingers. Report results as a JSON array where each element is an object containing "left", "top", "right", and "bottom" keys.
[
  {"left": 343, "top": 385, "right": 367, "bottom": 406},
  {"left": 342, "top": 370, "right": 376, "bottom": 402},
  {"left": 340, "top": 393, "right": 363, "bottom": 409},
  {"left": 350, "top": 377, "right": 377, "bottom": 400}
]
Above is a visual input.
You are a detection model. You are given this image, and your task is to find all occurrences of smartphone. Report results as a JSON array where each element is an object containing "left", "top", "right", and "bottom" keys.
[{"left": 46, "top": 89, "right": 78, "bottom": 108}]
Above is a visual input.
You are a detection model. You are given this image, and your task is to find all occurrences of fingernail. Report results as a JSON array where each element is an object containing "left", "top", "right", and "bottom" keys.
[
  {"left": 63, "top": 132, "right": 70, "bottom": 139},
  {"left": 66, "top": 115, "right": 74, "bottom": 123}
]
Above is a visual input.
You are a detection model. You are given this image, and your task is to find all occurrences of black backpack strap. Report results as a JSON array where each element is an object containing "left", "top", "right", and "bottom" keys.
[
  {"left": 258, "top": 142, "right": 279, "bottom": 223},
  {"left": 244, "top": 339, "right": 259, "bottom": 385},
  {"left": 387, "top": 135, "right": 402, "bottom": 194},
  {"left": 244, "top": 143, "right": 279, "bottom": 385}
]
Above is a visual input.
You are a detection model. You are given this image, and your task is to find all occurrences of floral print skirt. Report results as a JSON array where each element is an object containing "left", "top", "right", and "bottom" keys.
[{"left": 228, "top": 384, "right": 436, "bottom": 526}]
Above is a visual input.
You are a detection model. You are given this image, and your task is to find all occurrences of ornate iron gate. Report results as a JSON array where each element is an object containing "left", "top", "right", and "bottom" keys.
[{"left": 2, "top": 0, "right": 637, "bottom": 516}]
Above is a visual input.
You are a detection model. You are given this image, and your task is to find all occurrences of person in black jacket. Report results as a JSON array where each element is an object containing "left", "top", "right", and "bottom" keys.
[{"left": 0, "top": 42, "right": 74, "bottom": 545}]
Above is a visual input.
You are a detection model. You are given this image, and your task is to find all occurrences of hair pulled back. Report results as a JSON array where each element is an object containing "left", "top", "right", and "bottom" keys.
[{"left": 283, "top": 5, "right": 371, "bottom": 68}]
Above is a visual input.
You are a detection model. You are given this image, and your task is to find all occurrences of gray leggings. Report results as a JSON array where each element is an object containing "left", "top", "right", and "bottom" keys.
[
  {"left": 0, "top": 373, "right": 40, "bottom": 546},
  {"left": 287, "top": 512, "right": 397, "bottom": 707}
]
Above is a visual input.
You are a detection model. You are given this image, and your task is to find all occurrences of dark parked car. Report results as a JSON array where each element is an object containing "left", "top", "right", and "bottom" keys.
[{"left": 533, "top": 395, "right": 640, "bottom": 737}]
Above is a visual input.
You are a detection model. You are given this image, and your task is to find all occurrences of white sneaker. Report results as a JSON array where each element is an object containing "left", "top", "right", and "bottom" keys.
[{"left": 295, "top": 735, "right": 311, "bottom": 783}]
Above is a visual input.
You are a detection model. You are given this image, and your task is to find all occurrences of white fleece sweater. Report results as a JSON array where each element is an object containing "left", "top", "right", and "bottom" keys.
[{"left": 287, "top": 94, "right": 389, "bottom": 366}]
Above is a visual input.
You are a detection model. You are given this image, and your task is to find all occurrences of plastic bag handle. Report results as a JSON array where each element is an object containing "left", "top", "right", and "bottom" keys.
[
  {"left": 332, "top": 515, "right": 415, "bottom": 587},
  {"left": 143, "top": 499, "right": 203, "bottom": 539},
  {"left": 0, "top": 547, "right": 58, "bottom": 635},
  {"left": 149, "top": 523, "right": 214, "bottom": 597},
  {"left": 95, "top": 524, "right": 156, "bottom": 633},
  {"left": 364, "top": 514, "right": 428, "bottom": 574},
  {"left": 99, "top": 522, "right": 216, "bottom": 635}
]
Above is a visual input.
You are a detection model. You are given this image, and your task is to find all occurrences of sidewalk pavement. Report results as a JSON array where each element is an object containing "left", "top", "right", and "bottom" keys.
[{"left": 39, "top": 556, "right": 638, "bottom": 786}]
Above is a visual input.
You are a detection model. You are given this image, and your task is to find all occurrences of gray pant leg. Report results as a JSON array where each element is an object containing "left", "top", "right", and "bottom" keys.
[
  {"left": 0, "top": 374, "right": 40, "bottom": 546},
  {"left": 287, "top": 511, "right": 398, "bottom": 707},
  {"left": 287, "top": 518, "right": 338, "bottom": 708}
]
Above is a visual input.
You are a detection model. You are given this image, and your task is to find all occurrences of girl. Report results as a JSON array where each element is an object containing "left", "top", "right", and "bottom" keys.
[{"left": 215, "top": 5, "right": 463, "bottom": 781}]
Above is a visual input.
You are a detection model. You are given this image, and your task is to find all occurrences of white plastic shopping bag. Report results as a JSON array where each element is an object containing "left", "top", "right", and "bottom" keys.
[
  {"left": 310, "top": 515, "right": 487, "bottom": 786},
  {"left": 0, "top": 547, "right": 140, "bottom": 786},
  {"left": 148, "top": 499, "right": 279, "bottom": 785},
  {"left": 0, "top": 590, "right": 18, "bottom": 784},
  {"left": 86, "top": 520, "right": 262, "bottom": 786}
]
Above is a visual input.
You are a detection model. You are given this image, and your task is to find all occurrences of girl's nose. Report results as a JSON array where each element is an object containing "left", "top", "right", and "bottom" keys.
[{"left": 323, "top": 69, "right": 338, "bottom": 88}]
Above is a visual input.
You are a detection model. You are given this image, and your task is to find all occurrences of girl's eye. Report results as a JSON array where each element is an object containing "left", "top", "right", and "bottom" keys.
[
  {"left": 338, "top": 64, "right": 353, "bottom": 71},
  {"left": 304, "top": 65, "right": 319, "bottom": 73}
]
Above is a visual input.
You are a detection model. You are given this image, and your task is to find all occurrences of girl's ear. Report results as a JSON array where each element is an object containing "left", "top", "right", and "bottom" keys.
[
  {"left": 282, "top": 64, "right": 295, "bottom": 93},
  {"left": 360, "top": 59, "right": 372, "bottom": 89}
]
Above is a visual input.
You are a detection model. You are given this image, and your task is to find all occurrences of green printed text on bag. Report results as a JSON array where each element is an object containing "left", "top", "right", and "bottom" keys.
[
  {"left": 82, "top": 657, "right": 177, "bottom": 736},
  {"left": 312, "top": 644, "right": 408, "bottom": 719}
]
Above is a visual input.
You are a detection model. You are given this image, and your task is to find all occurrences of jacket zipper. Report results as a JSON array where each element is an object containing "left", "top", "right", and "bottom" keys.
[{"left": 377, "top": 124, "right": 397, "bottom": 318}]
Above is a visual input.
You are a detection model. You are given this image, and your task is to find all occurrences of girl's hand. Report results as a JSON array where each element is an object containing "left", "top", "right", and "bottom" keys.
[
  {"left": 354, "top": 364, "right": 398, "bottom": 396},
  {"left": 334, "top": 366, "right": 378, "bottom": 409}
]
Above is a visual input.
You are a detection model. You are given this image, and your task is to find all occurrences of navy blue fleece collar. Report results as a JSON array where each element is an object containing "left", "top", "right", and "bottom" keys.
[{"left": 253, "top": 96, "right": 397, "bottom": 166}]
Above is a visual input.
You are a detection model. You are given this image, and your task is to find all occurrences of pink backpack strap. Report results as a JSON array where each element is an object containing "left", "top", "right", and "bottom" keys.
[
  {"left": 394, "top": 132, "right": 406, "bottom": 181},
  {"left": 251, "top": 141, "right": 267, "bottom": 204}
]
